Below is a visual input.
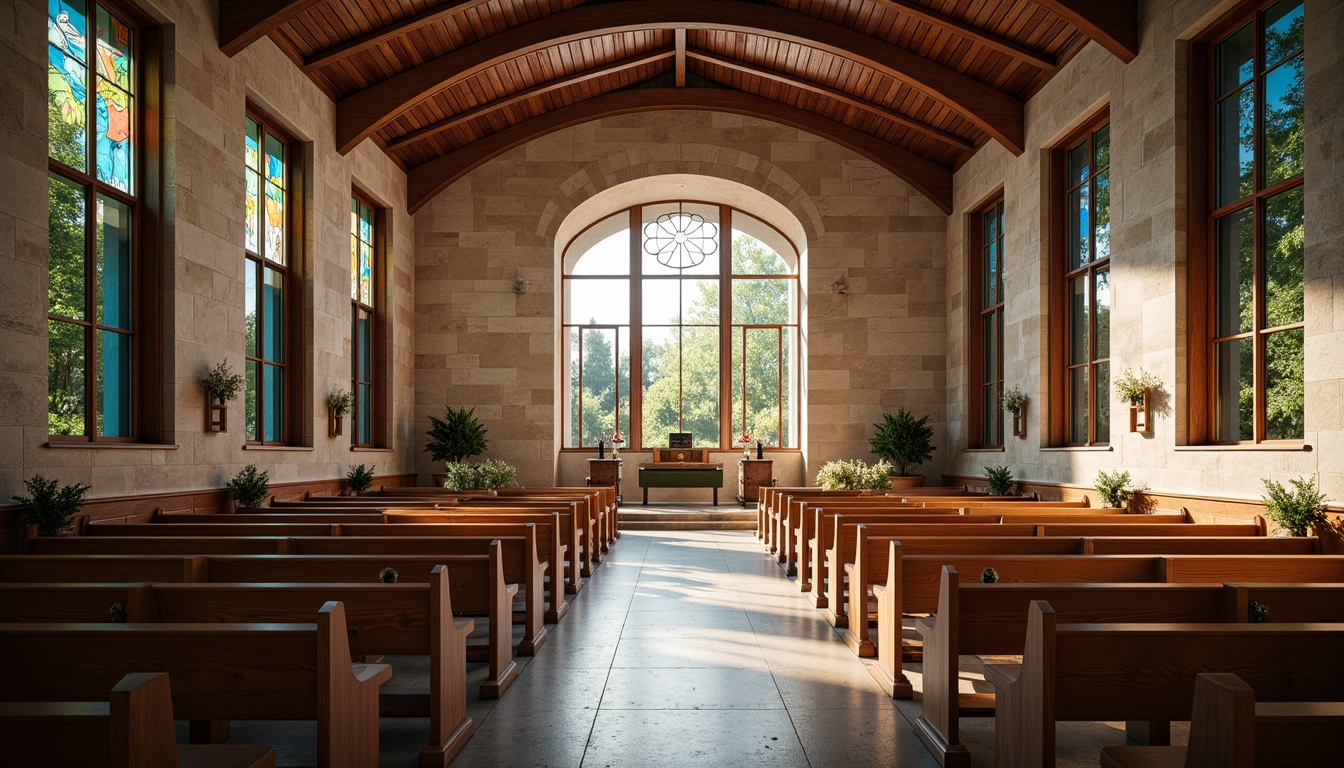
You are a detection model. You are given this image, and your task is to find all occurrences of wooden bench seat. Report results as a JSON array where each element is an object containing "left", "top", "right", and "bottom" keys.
[
  {"left": 1100, "top": 673, "right": 1344, "bottom": 768},
  {"left": 0, "top": 601, "right": 390, "bottom": 768},
  {"left": 984, "top": 602, "right": 1344, "bottom": 767},
  {"left": 0, "top": 672, "right": 276, "bottom": 768}
]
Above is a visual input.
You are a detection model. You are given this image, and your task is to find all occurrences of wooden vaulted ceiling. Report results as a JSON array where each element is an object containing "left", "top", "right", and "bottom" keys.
[{"left": 220, "top": 0, "right": 1138, "bottom": 214}]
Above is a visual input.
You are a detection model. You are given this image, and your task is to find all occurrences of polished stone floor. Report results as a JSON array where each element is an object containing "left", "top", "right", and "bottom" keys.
[{"left": 224, "top": 526, "right": 1149, "bottom": 767}]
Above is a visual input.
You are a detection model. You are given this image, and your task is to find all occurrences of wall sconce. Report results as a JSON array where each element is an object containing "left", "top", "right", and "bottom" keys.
[
  {"left": 513, "top": 275, "right": 531, "bottom": 294},
  {"left": 831, "top": 274, "right": 848, "bottom": 295}
]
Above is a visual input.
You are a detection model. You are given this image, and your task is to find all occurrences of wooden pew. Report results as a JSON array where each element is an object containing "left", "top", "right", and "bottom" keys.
[
  {"left": 0, "top": 555, "right": 202, "bottom": 583},
  {"left": 0, "top": 672, "right": 276, "bottom": 768},
  {"left": 30, "top": 536, "right": 290, "bottom": 555},
  {"left": 0, "top": 602, "right": 390, "bottom": 768},
  {"left": 0, "top": 568, "right": 476, "bottom": 766},
  {"left": 151, "top": 512, "right": 383, "bottom": 525},
  {"left": 1100, "top": 673, "right": 1344, "bottom": 768},
  {"left": 984, "top": 602, "right": 1344, "bottom": 767},
  {"left": 785, "top": 500, "right": 944, "bottom": 576},
  {"left": 907, "top": 568, "right": 1344, "bottom": 765}
]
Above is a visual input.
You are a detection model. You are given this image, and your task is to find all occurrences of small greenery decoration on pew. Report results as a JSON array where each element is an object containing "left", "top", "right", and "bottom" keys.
[
  {"left": 1248, "top": 601, "right": 1270, "bottom": 623},
  {"left": 226, "top": 464, "right": 270, "bottom": 509},
  {"left": 985, "top": 466, "right": 1014, "bottom": 496},
  {"left": 109, "top": 602, "right": 127, "bottom": 623},
  {"left": 981, "top": 568, "right": 999, "bottom": 584},
  {"left": 346, "top": 463, "right": 376, "bottom": 496},
  {"left": 379, "top": 567, "right": 398, "bottom": 584},
  {"left": 814, "top": 459, "right": 893, "bottom": 490}
]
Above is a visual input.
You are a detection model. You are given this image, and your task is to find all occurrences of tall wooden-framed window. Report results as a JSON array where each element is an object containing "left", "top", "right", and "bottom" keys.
[
  {"left": 350, "top": 189, "right": 382, "bottom": 448},
  {"left": 968, "top": 195, "right": 1005, "bottom": 448},
  {"left": 1189, "top": 0, "right": 1304, "bottom": 444},
  {"left": 46, "top": 0, "right": 161, "bottom": 443},
  {"left": 243, "top": 107, "right": 302, "bottom": 445},
  {"left": 1049, "top": 115, "right": 1112, "bottom": 446},
  {"left": 561, "top": 203, "right": 799, "bottom": 450}
]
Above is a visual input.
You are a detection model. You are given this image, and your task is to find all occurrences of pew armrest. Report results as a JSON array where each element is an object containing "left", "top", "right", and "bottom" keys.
[
  {"left": 915, "top": 617, "right": 935, "bottom": 640},
  {"left": 351, "top": 663, "right": 393, "bottom": 686},
  {"left": 983, "top": 663, "right": 1020, "bottom": 691}
]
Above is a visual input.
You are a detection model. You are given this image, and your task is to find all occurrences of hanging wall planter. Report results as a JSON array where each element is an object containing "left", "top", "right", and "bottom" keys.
[
  {"left": 328, "top": 389, "right": 352, "bottom": 438},
  {"left": 1127, "top": 389, "right": 1151, "bottom": 433},
  {"left": 1114, "top": 368, "right": 1160, "bottom": 435},
  {"left": 1001, "top": 387, "right": 1029, "bottom": 439},
  {"left": 201, "top": 360, "right": 245, "bottom": 434}
]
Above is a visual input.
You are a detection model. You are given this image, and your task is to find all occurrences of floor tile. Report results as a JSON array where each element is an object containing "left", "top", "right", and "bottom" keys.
[{"left": 582, "top": 709, "right": 809, "bottom": 768}]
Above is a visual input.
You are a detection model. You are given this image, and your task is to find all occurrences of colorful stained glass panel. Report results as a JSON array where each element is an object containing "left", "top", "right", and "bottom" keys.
[
  {"left": 245, "top": 168, "right": 260, "bottom": 253},
  {"left": 48, "top": 49, "right": 88, "bottom": 170},
  {"left": 94, "top": 6, "right": 131, "bottom": 91},
  {"left": 359, "top": 241, "right": 372, "bottom": 305},
  {"left": 49, "top": 1, "right": 88, "bottom": 64},
  {"left": 245, "top": 118, "right": 260, "bottom": 170},
  {"left": 265, "top": 133, "right": 284, "bottom": 187},
  {"left": 264, "top": 182, "right": 285, "bottom": 264},
  {"left": 95, "top": 78, "right": 131, "bottom": 192}
]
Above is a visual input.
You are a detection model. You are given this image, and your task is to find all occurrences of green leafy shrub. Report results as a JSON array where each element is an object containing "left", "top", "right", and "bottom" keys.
[
  {"left": 870, "top": 408, "right": 935, "bottom": 477},
  {"left": 425, "top": 406, "right": 489, "bottom": 464},
  {"left": 981, "top": 567, "right": 999, "bottom": 583},
  {"left": 379, "top": 567, "right": 398, "bottom": 584},
  {"left": 1261, "top": 475, "right": 1328, "bottom": 536},
  {"left": 202, "top": 360, "right": 245, "bottom": 402},
  {"left": 226, "top": 464, "right": 270, "bottom": 508},
  {"left": 814, "top": 459, "right": 893, "bottom": 491},
  {"left": 1248, "top": 601, "right": 1269, "bottom": 623},
  {"left": 11, "top": 474, "right": 90, "bottom": 536},
  {"left": 985, "top": 465, "right": 1014, "bottom": 496},
  {"left": 1000, "top": 387, "right": 1028, "bottom": 413},
  {"left": 109, "top": 602, "right": 127, "bottom": 623},
  {"left": 346, "top": 463, "right": 375, "bottom": 496},
  {"left": 328, "top": 389, "right": 353, "bottom": 417},
  {"left": 442, "top": 459, "right": 519, "bottom": 491},
  {"left": 1094, "top": 469, "right": 1133, "bottom": 509},
  {"left": 1113, "top": 368, "right": 1160, "bottom": 406}
]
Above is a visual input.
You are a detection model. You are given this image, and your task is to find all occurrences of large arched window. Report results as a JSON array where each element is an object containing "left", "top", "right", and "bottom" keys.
[{"left": 562, "top": 202, "right": 798, "bottom": 451}]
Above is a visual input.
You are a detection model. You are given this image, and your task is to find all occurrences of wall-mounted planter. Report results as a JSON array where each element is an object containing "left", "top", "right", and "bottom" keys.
[
  {"left": 1128, "top": 389, "right": 1151, "bottom": 433},
  {"left": 206, "top": 393, "right": 228, "bottom": 433},
  {"left": 329, "top": 406, "right": 345, "bottom": 438},
  {"left": 1011, "top": 403, "right": 1028, "bottom": 438}
]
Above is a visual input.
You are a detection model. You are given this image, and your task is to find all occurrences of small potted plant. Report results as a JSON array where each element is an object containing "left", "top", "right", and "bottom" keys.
[
  {"left": 985, "top": 465, "right": 1014, "bottom": 497},
  {"left": 202, "top": 360, "right": 245, "bottom": 432},
  {"left": 1094, "top": 469, "right": 1134, "bottom": 510},
  {"left": 981, "top": 567, "right": 1000, "bottom": 584},
  {"left": 12, "top": 474, "right": 91, "bottom": 537},
  {"left": 476, "top": 459, "right": 519, "bottom": 494},
  {"left": 1001, "top": 387, "right": 1028, "bottom": 437},
  {"left": 379, "top": 567, "right": 398, "bottom": 584},
  {"left": 328, "top": 389, "right": 353, "bottom": 437},
  {"left": 1247, "top": 601, "right": 1270, "bottom": 623},
  {"left": 226, "top": 464, "right": 270, "bottom": 510},
  {"left": 425, "top": 406, "right": 488, "bottom": 485},
  {"left": 346, "top": 463, "right": 375, "bottom": 496},
  {"left": 813, "top": 459, "right": 893, "bottom": 491},
  {"left": 1261, "top": 475, "right": 1328, "bottom": 537},
  {"left": 870, "top": 408, "right": 936, "bottom": 488},
  {"left": 1114, "top": 368, "right": 1160, "bottom": 433}
]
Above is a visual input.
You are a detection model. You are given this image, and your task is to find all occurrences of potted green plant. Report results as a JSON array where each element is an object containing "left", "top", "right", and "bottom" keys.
[
  {"left": 11, "top": 474, "right": 91, "bottom": 536},
  {"left": 1000, "top": 387, "right": 1028, "bottom": 437},
  {"left": 1261, "top": 475, "right": 1328, "bottom": 537},
  {"left": 870, "top": 408, "right": 935, "bottom": 488},
  {"left": 1094, "top": 469, "right": 1134, "bottom": 510},
  {"left": 328, "top": 389, "right": 353, "bottom": 437},
  {"left": 226, "top": 464, "right": 270, "bottom": 509},
  {"left": 985, "top": 465, "right": 1014, "bottom": 497},
  {"left": 425, "top": 406, "right": 489, "bottom": 485},
  {"left": 346, "top": 463, "right": 375, "bottom": 496},
  {"left": 980, "top": 567, "right": 1000, "bottom": 584},
  {"left": 1114, "top": 368, "right": 1160, "bottom": 433},
  {"left": 202, "top": 360, "right": 245, "bottom": 432},
  {"left": 442, "top": 459, "right": 519, "bottom": 493},
  {"left": 813, "top": 459, "right": 893, "bottom": 491},
  {"left": 379, "top": 567, "right": 398, "bottom": 584}
]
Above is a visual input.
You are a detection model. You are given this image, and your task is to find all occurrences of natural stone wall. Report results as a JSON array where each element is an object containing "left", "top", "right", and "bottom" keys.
[
  {"left": 946, "top": 0, "right": 1344, "bottom": 503},
  {"left": 0, "top": 0, "right": 416, "bottom": 500},
  {"left": 414, "top": 111, "right": 949, "bottom": 487}
]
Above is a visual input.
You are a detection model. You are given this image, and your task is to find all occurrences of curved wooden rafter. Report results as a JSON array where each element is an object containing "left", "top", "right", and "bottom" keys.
[
  {"left": 871, "top": 0, "right": 1058, "bottom": 70},
  {"left": 1027, "top": 0, "right": 1139, "bottom": 62},
  {"left": 301, "top": 0, "right": 497, "bottom": 72},
  {"left": 219, "top": 0, "right": 328, "bottom": 57},
  {"left": 335, "top": 0, "right": 1025, "bottom": 156},
  {"left": 403, "top": 88, "right": 955, "bottom": 215}
]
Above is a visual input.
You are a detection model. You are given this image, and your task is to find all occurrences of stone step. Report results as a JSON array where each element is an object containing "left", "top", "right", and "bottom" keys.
[
  {"left": 619, "top": 520, "right": 759, "bottom": 531},
  {"left": 617, "top": 507, "right": 758, "bottom": 531}
]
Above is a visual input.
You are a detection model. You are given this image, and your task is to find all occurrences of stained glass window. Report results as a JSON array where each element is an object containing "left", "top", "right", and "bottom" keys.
[
  {"left": 47, "top": 0, "right": 141, "bottom": 440},
  {"left": 351, "top": 193, "right": 377, "bottom": 447},
  {"left": 245, "top": 109, "right": 294, "bottom": 444}
]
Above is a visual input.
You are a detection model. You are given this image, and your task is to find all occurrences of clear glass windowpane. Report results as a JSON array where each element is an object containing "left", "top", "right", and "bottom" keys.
[
  {"left": 1068, "top": 367, "right": 1089, "bottom": 444},
  {"left": 982, "top": 384, "right": 1000, "bottom": 447},
  {"left": 245, "top": 359, "right": 258, "bottom": 442},
  {"left": 982, "top": 314, "right": 997, "bottom": 386},
  {"left": 1068, "top": 275, "right": 1089, "bottom": 365},
  {"left": 1216, "top": 22, "right": 1255, "bottom": 96},
  {"left": 1214, "top": 338, "right": 1255, "bottom": 442},
  {"left": 48, "top": 174, "right": 86, "bottom": 321},
  {"left": 1265, "top": 328, "right": 1304, "bottom": 440},
  {"left": 567, "top": 279, "right": 630, "bottom": 325},
  {"left": 96, "top": 328, "right": 131, "bottom": 437},
  {"left": 263, "top": 364, "right": 283, "bottom": 443},
  {"left": 1094, "top": 360, "right": 1110, "bottom": 444},
  {"left": 263, "top": 267, "right": 283, "bottom": 363},
  {"left": 1264, "top": 0, "right": 1304, "bottom": 68},
  {"left": 1215, "top": 208, "right": 1255, "bottom": 337},
  {"left": 1068, "top": 184, "right": 1089, "bottom": 269},
  {"left": 1264, "top": 55, "right": 1304, "bottom": 186},
  {"left": 96, "top": 194, "right": 132, "bottom": 330},
  {"left": 1094, "top": 171, "right": 1111, "bottom": 260},
  {"left": 733, "top": 279, "right": 789, "bottom": 324},
  {"left": 1265, "top": 187, "right": 1304, "bottom": 328},
  {"left": 1095, "top": 268, "right": 1111, "bottom": 361},
  {"left": 48, "top": 318, "right": 86, "bottom": 436},
  {"left": 1216, "top": 84, "right": 1256, "bottom": 207}
]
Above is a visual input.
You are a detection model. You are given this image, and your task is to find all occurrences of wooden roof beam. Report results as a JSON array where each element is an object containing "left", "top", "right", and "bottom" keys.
[
  {"left": 218, "top": 0, "right": 327, "bottom": 57},
  {"left": 1028, "top": 0, "right": 1139, "bottom": 63},
  {"left": 302, "top": 0, "right": 495, "bottom": 72},
  {"left": 385, "top": 48, "right": 676, "bottom": 151},
  {"left": 404, "top": 88, "right": 954, "bottom": 215},
  {"left": 872, "top": 0, "right": 1057, "bottom": 70},
  {"left": 686, "top": 48, "right": 974, "bottom": 153},
  {"left": 675, "top": 29, "right": 687, "bottom": 87},
  {"left": 334, "top": 0, "right": 1024, "bottom": 156}
]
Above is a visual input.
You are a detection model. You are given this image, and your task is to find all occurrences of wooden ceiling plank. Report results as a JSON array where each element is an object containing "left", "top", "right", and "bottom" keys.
[
  {"left": 335, "top": 0, "right": 1024, "bottom": 155},
  {"left": 405, "top": 87, "right": 953, "bottom": 214},
  {"left": 686, "top": 48, "right": 973, "bottom": 152},
  {"left": 385, "top": 47, "right": 676, "bottom": 150},
  {"left": 218, "top": 0, "right": 329, "bottom": 57},
  {"left": 675, "top": 29, "right": 687, "bottom": 87},
  {"left": 1027, "top": 0, "right": 1138, "bottom": 62},
  {"left": 303, "top": 0, "right": 496, "bottom": 71}
]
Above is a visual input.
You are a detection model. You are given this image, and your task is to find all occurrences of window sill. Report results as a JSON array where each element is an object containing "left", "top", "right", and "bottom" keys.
[
  {"left": 45, "top": 442, "right": 179, "bottom": 450},
  {"left": 1039, "top": 445, "right": 1113, "bottom": 452},
  {"left": 243, "top": 444, "right": 316, "bottom": 452},
  {"left": 1173, "top": 444, "right": 1311, "bottom": 452},
  {"left": 351, "top": 446, "right": 396, "bottom": 453},
  {"left": 961, "top": 447, "right": 1006, "bottom": 453}
]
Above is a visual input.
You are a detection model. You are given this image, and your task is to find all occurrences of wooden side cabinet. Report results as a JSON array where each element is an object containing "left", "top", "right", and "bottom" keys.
[
  {"left": 587, "top": 458, "right": 623, "bottom": 505},
  {"left": 737, "top": 459, "right": 773, "bottom": 508}
]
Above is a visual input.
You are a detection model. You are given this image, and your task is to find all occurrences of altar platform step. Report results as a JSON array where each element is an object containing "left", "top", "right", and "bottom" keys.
[{"left": 617, "top": 505, "right": 758, "bottom": 531}]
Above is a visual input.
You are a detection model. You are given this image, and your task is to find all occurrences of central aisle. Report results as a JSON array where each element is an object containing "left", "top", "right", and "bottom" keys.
[{"left": 452, "top": 529, "right": 940, "bottom": 768}]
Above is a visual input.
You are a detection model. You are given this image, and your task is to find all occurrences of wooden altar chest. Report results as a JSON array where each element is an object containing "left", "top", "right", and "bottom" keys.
[{"left": 639, "top": 448, "right": 723, "bottom": 505}]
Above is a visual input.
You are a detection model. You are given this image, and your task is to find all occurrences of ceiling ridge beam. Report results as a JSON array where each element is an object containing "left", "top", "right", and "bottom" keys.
[
  {"left": 675, "top": 29, "right": 687, "bottom": 87},
  {"left": 1027, "top": 0, "right": 1138, "bottom": 63},
  {"left": 385, "top": 48, "right": 676, "bottom": 151},
  {"left": 303, "top": 0, "right": 496, "bottom": 72},
  {"left": 686, "top": 48, "right": 974, "bottom": 152},
  {"left": 219, "top": 0, "right": 329, "bottom": 57},
  {"left": 334, "top": 0, "right": 1024, "bottom": 156},
  {"left": 404, "top": 88, "right": 954, "bottom": 215},
  {"left": 871, "top": 0, "right": 1057, "bottom": 70}
]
